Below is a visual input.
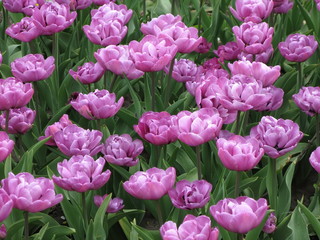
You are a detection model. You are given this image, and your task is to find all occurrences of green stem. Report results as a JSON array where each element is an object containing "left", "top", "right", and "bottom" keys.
[
  {"left": 297, "top": 62, "right": 303, "bottom": 92},
  {"left": 104, "top": 72, "right": 108, "bottom": 90},
  {"left": 196, "top": 145, "right": 202, "bottom": 180},
  {"left": 235, "top": 111, "right": 241, "bottom": 135},
  {"left": 33, "top": 82, "right": 42, "bottom": 133},
  {"left": 270, "top": 158, "right": 278, "bottom": 211},
  {"left": 156, "top": 200, "right": 163, "bottom": 225},
  {"left": 171, "top": 0, "right": 176, "bottom": 14},
  {"left": 151, "top": 72, "right": 156, "bottom": 111},
  {"left": 24, "top": 211, "right": 29, "bottom": 240},
  {"left": 198, "top": 0, "right": 204, "bottom": 33},
  {"left": 234, "top": 171, "right": 241, "bottom": 198},
  {"left": 143, "top": 0, "right": 147, "bottom": 22},
  {"left": 164, "top": 58, "right": 175, "bottom": 108},
  {"left": 82, "top": 192, "right": 88, "bottom": 230},
  {"left": 52, "top": 33, "right": 59, "bottom": 112},
  {"left": 4, "top": 109, "right": 9, "bottom": 134},
  {"left": 110, "top": 74, "right": 117, "bottom": 92},
  {"left": 317, "top": 114, "right": 320, "bottom": 146},
  {"left": 237, "top": 233, "right": 243, "bottom": 240}
]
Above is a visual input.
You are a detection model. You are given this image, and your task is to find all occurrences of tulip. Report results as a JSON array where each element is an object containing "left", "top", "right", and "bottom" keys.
[
  {"left": 134, "top": 111, "right": 179, "bottom": 145},
  {"left": 216, "top": 135, "right": 264, "bottom": 171},
  {"left": 250, "top": 116, "right": 303, "bottom": 158},
  {"left": 210, "top": 196, "right": 268, "bottom": 234},
  {"left": 52, "top": 155, "right": 111, "bottom": 192},
  {"left": 0, "top": 53, "right": 2, "bottom": 65},
  {"left": 309, "top": 147, "right": 320, "bottom": 173},
  {"left": 129, "top": 35, "right": 178, "bottom": 72},
  {"left": 38, "top": 114, "right": 73, "bottom": 146},
  {"left": 0, "top": 189, "right": 13, "bottom": 222},
  {"left": 54, "top": 124, "right": 103, "bottom": 156},
  {"left": 93, "top": 0, "right": 116, "bottom": 6},
  {"left": 168, "top": 180, "right": 212, "bottom": 210},
  {"left": 94, "top": 194, "right": 124, "bottom": 213},
  {"left": 214, "top": 41, "right": 241, "bottom": 61},
  {"left": 229, "top": 0, "right": 274, "bottom": 23},
  {"left": 177, "top": 108, "right": 223, "bottom": 146},
  {"left": 238, "top": 46, "right": 274, "bottom": 63},
  {"left": 11, "top": 54, "right": 55, "bottom": 82},
  {"left": 164, "top": 59, "right": 201, "bottom": 83},
  {"left": 0, "top": 107, "right": 36, "bottom": 134},
  {"left": 202, "top": 57, "right": 222, "bottom": 70},
  {"left": 69, "top": 62, "right": 105, "bottom": 85},
  {"left": 91, "top": 2, "right": 132, "bottom": 25},
  {"left": 316, "top": 0, "right": 320, "bottom": 11},
  {"left": 6, "top": 17, "right": 42, "bottom": 42},
  {"left": 2, "top": 172, "right": 63, "bottom": 212},
  {"left": 56, "top": 0, "right": 92, "bottom": 11},
  {"left": 253, "top": 86, "right": 284, "bottom": 111},
  {"left": 293, "top": 87, "right": 320, "bottom": 116},
  {"left": 0, "top": 77, "right": 34, "bottom": 111},
  {"left": 233, "top": 22, "right": 274, "bottom": 55},
  {"left": 195, "top": 37, "right": 212, "bottom": 53},
  {"left": 70, "top": 89, "right": 124, "bottom": 120},
  {"left": 94, "top": 45, "right": 144, "bottom": 80},
  {"left": 102, "top": 134, "right": 143, "bottom": 167},
  {"left": 123, "top": 167, "right": 176, "bottom": 200},
  {"left": 278, "top": 33, "right": 318, "bottom": 62},
  {"left": 32, "top": 2, "right": 77, "bottom": 35},
  {"left": 140, "top": 14, "right": 182, "bottom": 36},
  {"left": 0, "top": 132, "right": 15, "bottom": 162},
  {"left": 263, "top": 212, "right": 277, "bottom": 233},
  {"left": 3, "top": 0, "right": 44, "bottom": 15},
  {"left": 273, "top": 0, "right": 293, "bottom": 14},
  {"left": 160, "top": 215, "right": 219, "bottom": 240},
  {"left": 0, "top": 224, "right": 6, "bottom": 239}
]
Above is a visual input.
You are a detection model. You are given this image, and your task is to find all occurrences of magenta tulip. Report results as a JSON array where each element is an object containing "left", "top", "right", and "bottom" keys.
[
  {"left": 140, "top": 14, "right": 182, "bottom": 36},
  {"left": 253, "top": 86, "right": 284, "bottom": 112},
  {"left": 0, "top": 224, "right": 6, "bottom": 239},
  {"left": 6, "top": 17, "right": 42, "bottom": 42},
  {"left": 309, "top": 147, "right": 320, "bottom": 173},
  {"left": 292, "top": 87, "right": 320, "bottom": 116},
  {"left": 263, "top": 212, "right": 277, "bottom": 233},
  {"left": 0, "top": 132, "right": 15, "bottom": 163},
  {"left": 3, "top": 0, "right": 44, "bottom": 15},
  {"left": 164, "top": 59, "right": 201, "bottom": 83},
  {"left": 69, "top": 62, "right": 105, "bottom": 85},
  {"left": 214, "top": 41, "right": 241, "bottom": 61},
  {"left": 0, "top": 189, "right": 13, "bottom": 222},
  {"left": 91, "top": 2, "right": 132, "bottom": 25},
  {"left": 94, "top": 194, "right": 124, "bottom": 213},
  {"left": 273, "top": 0, "right": 293, "bottom": 13},
  {"left": 56, "top": 0, "right": 92, "bottom": 10}
]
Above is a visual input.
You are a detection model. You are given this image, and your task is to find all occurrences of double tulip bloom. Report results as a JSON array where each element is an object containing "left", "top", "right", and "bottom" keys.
[
  {"left": 163, "top": 59, "right": 201, "bottom": 83},
  {"left": 0, "top": 189, "right": 13, "bottom": 222},
  {"left": 56, "top": 0, "right": 92, "bottom": 11},
  {"left": 94, "top": 194, "right": 124, "bottom": 213},
  {"left": 309, "top": 147, "right": 320, "bottom": 173},
  {"left": 69, "top": 62, "right": 105, "bottom": 85},
  {"left": 0, "top": 132, "right": 15, "bottom": 162},
  {"left": 6, "top": 17, "right": 42, "bottom": 42},
  {"left": 3, "top": 0, "right": 44, "bottom": 15},
  {"left": 273, "top": 0, "right": 293, "bottom": 13},
  {"left": 292, "top": 87, "right": 320, "bottom": 116},
  {"left": 214, "top": 41, "right": 241, "bottom": 61}
]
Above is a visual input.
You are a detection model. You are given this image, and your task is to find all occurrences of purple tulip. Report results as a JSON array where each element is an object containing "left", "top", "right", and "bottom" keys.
[
  {"left": 0, "top": 107, "right": 35, "bottom": 134},
  {"left": 195, "top": 37, "right": 212, "bottom": 53},
  {"left": 273, "top": 0, "right": 293, "bottom": 13},
  {"left": 233, "top": 22, "right": 274, "bottom": 55},
  {"left": 202, "top": 57, "right": 222, "bottom": 70},
  {"left": 253, "top": 86, "right": 284, "bottom": 111},
  {"left": 6, "top": 17, "right": 42, "bottom": 42},
  {"left": 164, "top": 59, "right": 201, "bottom": 83},
  {"left": 0, "top": 77, "right": 34, "bottom": 111},
  {"left": 93, "top": 0, "right": 116, "bottom": 6},
  {"left": 263, "top": 212, "right": 277, "bottom": 234},
  {"left": 0, "top": 52, "right": 2, "bottom": 66},
  {"left": 230, "top": 0, "right": 273, "bottom": 23},
  {"left": 140, "top": 14, "right": 182, "bottom": 36},
  {"left": 134, "top": 111, "right": 179, "bottom": 145},
  {"left": 11, "top": 54, "right": 55, "bottom": 82},
  {"left": 2, "top": 172, "right": 63, "bottom": 212},
  {"left": 94, "top": 45, "right": 144, "bottom": 80},
  {"left": 69, "top": 62, "right": 105, "bottom": 85},
  {"left": 0, "top": 224, "right": 6, "bottom": 239},
  {"left": 33, "top": 2, "right": 77, "bottom": 35},
  {"left": 53, "top": 155, "right": 111, "bottom": 192},
  {"left": 54, "top": 124, "right": 103, "bottom": 157},
  {"left": 177, "top": 108, "right": 223, "bottom": 146},
  {"left": 56, "top": 0, "right": 92, "bottom": 10},
  {"left": 3, "top": 0, "right": 44, "bottom": 15},
  {"left": 102, "top": 134, "right": 143, "bottom": 167},
  {"left": 316, "top": 0, "right": 320, "bottom": 11},
  {"left": 250, "top": 116, "right": 303, "bottom": 159},
  {"left": 278, "top": 33, "right": 318, "bottom": 62},
  {"left": 94, "top": 194, "right": 124, "bottom": 213},
  {"left": 217, "top": 135, "right": 264, "bottom": 171},
  {"left": 38, "top": 114, "right": 73, "bottom": 146},
  {"left": 129, "top": 35, "right": 178, "bottom": 72},
  {"left": 309, "top": 147, "right": 320, "bottom": 173},
  {"left": 0, "top": 189, "right": 13, "bottom": 222},
  {"left": 160, "top": 214, "right": 219, "bottom": 240},
  {"left": 91, "top": 2, "right": 132, "bottom": 25},
  {"left": 214, "top": 41, "right": 241, "bottom": 61},
  {"left": 210, "top": 196, "right": 268, "bottom": 234},
  {"left": 123, "top": 167, "right": 176, "bottom": 200},
  {"left": 238, "top": 46, "right": 274, "bottom": 63},
  {"left": 293, "top": 87, "right": 320, "bottom": 116},
  {"left": 70, "top": 89, "right": 124, "bottom": 120},
  {"left": 168, "top": 180, "right": 212, "bottom": 210},
  {"left": 0, "top": 132, "right": 15, "bottom": 163}
]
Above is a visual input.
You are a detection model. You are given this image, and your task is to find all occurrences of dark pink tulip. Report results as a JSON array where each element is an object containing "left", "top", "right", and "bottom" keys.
[
  {"left": 273, "top": 0, "right": 293, "bottom": 13},
  {"left": 0, "top": 189, "right": 13, "bottom": 222},
  {"left": 164, "top": 59, "right": 201, "bottom": 83},
  {"left": 53, "top": 155, "right": 111, "bottom": 192},
  {"left": 160, "top": 215, "right": 219, "bottom": 240},
  {"left": 56, "top": 0, "right": 92, "bottom": 10},
  {"left": 6, "top": 17, "right": 42, "bottom": 42},
  {"left": 309, "top": 147, "right": 320, "bottom": 173},
  {"left": 230, "top": 0, "right": 273, "bottom": 23},
  {"left": 202, "top": 57, "right": 222, "bottom": 70},
  {"left": 123, "top": 167, "right": 176, "bottom": 200},
  {"left": 54, "top": 124, "right": 103, "bottom": 156},
  {"left": 210, "top": 197, "right": 268, "bottom": 234},
  {"left": 83, "top": 18, "right": 127, "bottom": 47},
  {"left": 253, "top": 86, "right": 284, "bottom": 111},
  {"left": 0, "top": 224, "right": 6, "bottom": 239},
  {"left": 102, "top": 134, "right": 143, "bottom": 167},
  {"left": 93, "top": 0, "right": 116, "bottom": 6},
  {"left": 3, "top": 0, "right": 44, "bottom": 15},
  {"left": 217, "top": 135, "right": 264, "bottom": 171},
  {"left": 94, "top": 194, "right": 124, "bottom": 213},
  {"left": 228, "top": 60, "right": 281, "bottom": 87},
  {"left": 140, "top": 14, "right": 182, "bottom": 36},
  {"left": 0, "top": 77, "right": 34, "bottom": 111},
  {"left": 168, "top": 180, "right": 212, "bottom": 210},
  {"left": 70, "top": 89, "right": 124, "bottom": 120},
  {"left": 177, "top": 108, "right": 223, "bottom": 146},
  {"left": 11, "top": 54, "right": 55, "bottom": 82},
  {"left": 129, "top": 35, "right": 178, "bottom": 72},
  {"left": 2, "top": 172, "right": 63, "bottom": 212},
  {"left": 238, "top": 46, "right": 274, "bottom": 63},
  {"left": 214, "top": 41, "right": 241, "bottom": 61},
  {"left": 69, "top": 62, "right": 105, "bottom": 85},
  {"left": 233, "top": 22, "right": 274, "bottom": 55},
  {"left": 94, "top": 45, "right": 144, "bottom": 80},
  {"left": 195, "top": 37, "right": 212, "bottom": 53},
  {"left": 0, "top": 107, "right": 35, "bottom": 134},
  {"left": 263, "top": 212, "right": 277, "bottom": 233},
  {"left": 293, "top": 87, "right": 320, "bottom": 116},
  {"left": 38, "top": 114, "right": 73, "bottom": 146},
  {"left": 0, "top": 52, "right": 2, "bottom": 66},
  {"left": 91, "top": 2, "right": 132, "bottom": 25},
  {"left": 134, "top": 111, "right": 178, "bottom": 145},
  {"left": 0, "top": 132, "right": 15, "bottom": 163},
  {"left": 33, "top": 2, "right": 77, "bottom": 35},
  {"left": 278, "top": 33, "right": 318, "bottom": 62},
  {"left": 316, "top": 0, "right": 320, "bottom": 11},
  {"left": 250, "top": 116, "right": 303, "bottom": 158}
]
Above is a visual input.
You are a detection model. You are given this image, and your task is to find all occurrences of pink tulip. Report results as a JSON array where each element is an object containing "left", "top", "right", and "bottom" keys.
[
  {"left": 140, "top": 14, "right": 182, "bottom": 36},
  {"left": 293, "top": 87, "right": 320, "bottom": 116},
  {"left": 195, "top": 37, "right": 212, "bottom": 53},
  {"left": 238, "top": 46, "right": 274, "bottom": 63},
  {"left": 263, "top": 212, "right": 277, "bottom": 233},
  {"left": 56, "top": 0, "right": 92, "bottom": 10},
  {"left": 0, "top": 189, "right": 13, "bottom": 222},
  {"left": 253, "top": 86, "right": 284, "bottom": 111},
  {"left": 69, "top": 62, "right": 105, "bottom": 85},
  {"left": 0, "top": 132, "right": 14, "bottom": 163},
  {"left": 91, "top": 2, "right": 132, "bottom": 25},
  {"left": 309, "top": 147, "right": 320, "bottom": 173},
  {"left": 93, "top": 0, "right": 116, "bottom": 6},
  {"left": 0, "top": 224, "right": 6, "bottom": 239},
  {"left": 3, "top": 0, "right": 44, "bottom": 15},
  {"left": 214, "top": 41, "right": 241, "bottom": 61},
  {"left": 94, "top": 194, "right": 124, "bottom": 213},
  {"left": 273, "top": 0, "right": 293, "bottom": 14},
  {"left": 164, "top": 59, "right": 201, "bottom": 83},
  {"left": 6, "top": 17, "right": 42, "bottom": 42}
]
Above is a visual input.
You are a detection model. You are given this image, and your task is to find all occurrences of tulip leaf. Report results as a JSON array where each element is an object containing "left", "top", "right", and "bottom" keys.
[
  {"left": 93, "top": 194, "right": 112, "bottom": 240},
  {"left": 6, "top": 216, "right": 42, "bottom": 239},
  {"left": 86, "top": 220, "right": 94, "bottom": 240},
  {"left": 131, "top": 223, "right": 162, "bottom": 240},
  {"left": 288, "top": 205, "right": 309, "bottom": 240},
  {"left": 32, "top": 222, "right": 49, "bottom": 240},
  {"left": 166, "top": 96, "right": 187, "bottom": 114},
  {"left": 125, "top": 77, "right": 142, "bottom": 117},
  {"left": 298, "top": 201, "right": 320, "bottom": 238},
  {"left": 4, "top": 154, "right": 12, "bottom": 178},
  {"left": 107, "top": 210, "right": 145, "bottom": 229},
  {"left": 246, "top": 210, "right": 272, "bottom": 240}
]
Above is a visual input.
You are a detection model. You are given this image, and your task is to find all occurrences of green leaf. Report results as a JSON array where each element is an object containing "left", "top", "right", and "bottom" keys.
[
  {"left": 93, "top": 194, "right": 112, "bottom": 240},
  {"left": 288, "top": 205, "right": 309, "bottom": 240},
  {"left": 33, "top": 223, "right": 49, "bottom": 240},
  {"left": 6, "top": 216, "right": 42, "bottom": 239},
  {"left": 298, "top": 201, "right": 320, "bottom": 238},
  {"left": 246, "top": 210, "right": 272, "bottom": 240},
  {"left": 131, "top": 223, "right": 162, "bottom": 240},
  {"left": 107, "top": 210, "right": 145, "bottom": 229}
]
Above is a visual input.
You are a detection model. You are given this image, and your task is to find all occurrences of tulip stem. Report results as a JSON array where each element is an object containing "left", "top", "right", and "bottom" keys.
[
  {"left": 143, "top": 0, "right": 147, "bottom": 22},
  {"left": 237, "top": 233, "right": 244, "bottom": 240},
  {"left": 24, "top": 211, "right": 29, "bottom": 240},
  {"left": 52, "top": 33, "right": 60, "bottom": 112},
  {"left": 198, "top": 0, "right": 204, "bottom": 33},
  {"left": 196, "top": 145, "right": 202, "bottom": 179},
  {"left": 110, "top": 74, "right": 117, "bottom": 92},
  {"left": 235, "top": 111, "right": 241, "bottom": 135},
  {"left": 81, "top": 192, "right": 88, "bottom": 230},
  {"left": 269, "top": 158, "right": 278, "bottom": 211},
  {"left": 151, "top": 72, "right": 156, "bottom": 111},
  {"left": 4, "top": 110, "right": 9, "bottom": 134},
  {"left": 297, "top": 62, "right": 303, "bottom": 91},
  {"left": 164, "top": 58, "right": 175, "bottom": 108},
  {"left": 316, "top": 114, "right": 320, "bottom": 146},
  {"left": 156, "top": 199, "right": 164, "bottom": 225},
  {"left": 234, "top": 171, "right": 241, "bottom": 197}
]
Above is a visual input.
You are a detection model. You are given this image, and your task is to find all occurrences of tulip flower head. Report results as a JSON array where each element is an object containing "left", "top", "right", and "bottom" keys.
[
  {"left": 0, "top": 189, "right": 13, "bottom": 222},
  {"left": 0, "top": 224, "right": 6, "bottom": 239},
  {"left": 164, "top": 59, "right": 201, "bottom": 83},
  {"left": 309, "top": 147, "right": 320, "bottom": 173},
  {"left": 94, "top": 194, "right": 124, "bottom": 213},
  {"left": 6, "top": 17, "right": 42, "bottom": 42},
  {"left": 0, "top": 132, "right": 15, "bottom": 163},
  {"left": 273, "top": 0, "right": 293, "bottom": 13},
  {"left": 263, "top": 212, "right": 277, "bottom": 234},
  {"left": 69, "top": 62, "right": 105, "bottom": 84},
  {"left": 292, "top": 86, "right": 320, "bottom": 116}
]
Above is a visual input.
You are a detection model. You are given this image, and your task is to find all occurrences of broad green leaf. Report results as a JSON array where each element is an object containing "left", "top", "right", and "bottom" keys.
[
  {"left": 93, "top": 194, "right": 112, "bottom": 240},
  {"left": 288, "top": 206, "right": 309, "bottom": 240},
  {"left": 298, "top": 201, "right": 320, "bottom": 238}
]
